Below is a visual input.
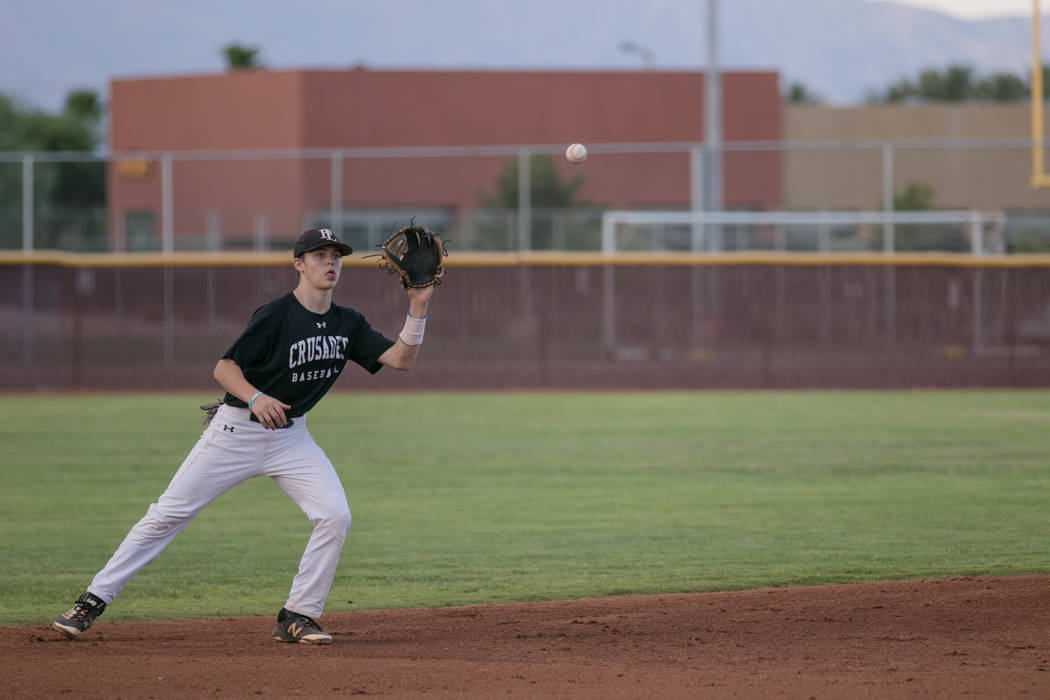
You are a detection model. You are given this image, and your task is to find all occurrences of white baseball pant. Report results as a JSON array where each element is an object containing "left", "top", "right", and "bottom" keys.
[{"left": 87, "top": 403, "right": 351, "bottom": 618}]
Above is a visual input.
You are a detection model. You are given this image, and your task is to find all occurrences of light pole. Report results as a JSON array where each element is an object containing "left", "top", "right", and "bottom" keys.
[
  {"left": 618, "top": 41, "right": 655, "bottom": 68},
  {"left": 704, "top": 0, "right": 723, "bottom": 232}
]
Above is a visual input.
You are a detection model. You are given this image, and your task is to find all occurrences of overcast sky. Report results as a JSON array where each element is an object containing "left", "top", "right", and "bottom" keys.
[
  {"left": 891, "top": 0, "right": 1034, "bottom": 18},
  {"left": 0, "top": 0, "right": 1042, "bottom": 114}
]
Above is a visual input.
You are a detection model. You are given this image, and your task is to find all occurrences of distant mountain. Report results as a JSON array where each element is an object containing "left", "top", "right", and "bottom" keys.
[
  {"left": 583, "top": 0, "right": 1046, "bottom": 103},
  {"left": 718, "top": 0, "right": 1045, "bottom": 102},
  {"left": 0, "top": 0, "right": 1045, "bottom": 112}
]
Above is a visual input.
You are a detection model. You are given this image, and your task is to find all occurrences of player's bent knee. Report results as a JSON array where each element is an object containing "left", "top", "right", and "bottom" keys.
[
  {"left": 333, "top": 508, "right": 351, "bottom": 536},
  {"left": 313, "top": 506, "right": 351, "bottom": 538}
]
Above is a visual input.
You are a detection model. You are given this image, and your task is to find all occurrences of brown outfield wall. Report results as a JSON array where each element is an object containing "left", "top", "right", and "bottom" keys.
[{"left": 1, "top": 256, "right": 1048, "bottom": 392}]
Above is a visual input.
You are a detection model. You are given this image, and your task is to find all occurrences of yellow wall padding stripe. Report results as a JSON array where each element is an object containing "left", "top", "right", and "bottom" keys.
[{"left": 2, "top": 250, "right": 1050, "bottom": 268}]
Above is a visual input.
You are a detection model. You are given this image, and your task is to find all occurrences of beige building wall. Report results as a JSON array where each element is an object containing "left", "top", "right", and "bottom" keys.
[{"left": 783, "top": 104, "right": 1050, "bottom": 212}]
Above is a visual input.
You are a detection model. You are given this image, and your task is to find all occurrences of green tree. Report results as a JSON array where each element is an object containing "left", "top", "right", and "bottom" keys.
[
  {"left": 64, "top": 90, "right": 102, "bottom": 122},
  {"left": 865, "top": 78, "right": 916, "bottom": 103},
  {"left": 783, "top": 81, "right": 823, "bottom": 104},
  {"left": 920, "top": 65, "right": 975, "bottom": 101},
  {"left": 868, "top": 63, "right": 1050, "bottom": 103},
  {"left": 975, "top": 72, "right": 1028, "bottom": 101},
  {"left": 893, "top": 182, "right": 935, "bottom": 211},
  {"left": 1028, "top": 64, "right": 1050, "bottom": 99},
  {"left": 223, "top": 43, "right": 263, "bottom": 70},
  {"left": 0, "top": 94, "right": 20, "bottom": 151},
  {"left": 869, "top": 65, "right": 977, "bottom": 103},
  {"left": 475, "top": 153, "right": 591, "bottom": 250},
  {"left": 1, "top": 89, "right": 106, "bottom": 249},
  {"left": 888, "top": 182, "right": 966, "bottom": 252},
  {"left": 0, "top": 95, "right": 23, "bottom": 246},
  {"left": 479, "top": 153, "right": 585, "bottom": 209}
]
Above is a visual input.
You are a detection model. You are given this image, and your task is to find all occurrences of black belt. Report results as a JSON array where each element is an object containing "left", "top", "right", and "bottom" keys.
[{"left": 249, "top": 413, "right": 295, "bottom": 429}]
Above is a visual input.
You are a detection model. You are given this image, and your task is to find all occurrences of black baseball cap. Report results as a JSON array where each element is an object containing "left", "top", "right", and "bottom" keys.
[{"left": 293, "top": 228, "right": 354, "bottom": 258}]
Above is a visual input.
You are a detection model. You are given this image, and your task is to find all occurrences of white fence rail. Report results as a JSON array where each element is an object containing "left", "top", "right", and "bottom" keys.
[{"left": 601, "top": 210, "right": 1009, "bottom": 256}]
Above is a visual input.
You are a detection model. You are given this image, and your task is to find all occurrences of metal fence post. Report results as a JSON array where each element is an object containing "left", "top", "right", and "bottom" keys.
[
  {"left": 163, "top": 265, "right": 175, "bottom": 370},
  {"left": 253, "top": 213, "right": 269, "bottom": 251},
  {"left": 602, "top": 263, "right": 616, "bottom": 358},
  {"left": 817, "top": 210, "right": 830, "bottom": 252},
  {"left": 113, "top": 210, "right": 127, "bottom": 252},
  {"left": 330, "top": 151, "right": 343, "bottom": 234},
  {"left": 600, "top": 211, "right": 615, "bottom": 255},
  {"left": 690, "top": 146, "right": 704, "bottom": 251},
  {"left": 517, "top": 149, "right": 533, "bottom": 320},
  {"left": 206, "top": 211, "right": 221, "bottom": 251},
  {"left": 969, "top": 210, "right": 983, "bottom": 256},
  {"left": 21, "top": 154, "right": 34, "bottom": 374},
  {"left": 704, "top": 0, "right": 723, "bottom": 251},
  {"left": 882, "top": 142, "right": 894, "bottom": 254},
  {"left": 22, "top": 154, "right": 33, "bottom": 252},
  {"left": 972, "top": 267, "right": 984, "bottom": 354},
  {"left": 21, "top": 265, "right": 33, "bottom": 371},
  {"left": 517, "top": 148, "right": 531, "bottom": 251},
  {"left": 161, "top": 154, "right": 174, "bottom": 254}
]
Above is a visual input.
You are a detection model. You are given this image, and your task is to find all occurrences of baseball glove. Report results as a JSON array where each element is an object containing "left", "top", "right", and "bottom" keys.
[
  {"left": 200, "top": 398, "right": 223, "bottom": 426},
  {"left": 369, "top": 221, "right": 447, "bottom": 289}
]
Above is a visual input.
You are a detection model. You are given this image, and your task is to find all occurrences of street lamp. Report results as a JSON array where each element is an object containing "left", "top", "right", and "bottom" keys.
[{"left": 618, "top": 41, "right": 655, "bottom": 68}]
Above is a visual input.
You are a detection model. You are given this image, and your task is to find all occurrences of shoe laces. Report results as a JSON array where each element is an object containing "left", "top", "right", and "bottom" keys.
[
  {"left": 293, "top": 612, "right": 322, "bottom": 631},
  {"left": 67, "top": 603, "right": 94, "bottom": 620}
]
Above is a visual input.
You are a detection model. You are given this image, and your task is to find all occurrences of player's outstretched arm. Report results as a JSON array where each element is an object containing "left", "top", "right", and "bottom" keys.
[{"left": 379, "top": 285, "right": 434, "bottom": 371}]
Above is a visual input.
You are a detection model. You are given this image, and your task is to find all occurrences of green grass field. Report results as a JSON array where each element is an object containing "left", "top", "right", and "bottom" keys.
[{"left": 1, "top": 390, "right": 1047, "bottom": 626}]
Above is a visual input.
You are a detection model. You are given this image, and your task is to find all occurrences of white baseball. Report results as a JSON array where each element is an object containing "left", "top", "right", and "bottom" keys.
[{"left": 565, "top": 143, "right": 588, "bottom": 164}]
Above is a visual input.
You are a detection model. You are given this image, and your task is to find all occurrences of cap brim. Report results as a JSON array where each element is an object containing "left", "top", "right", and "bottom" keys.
[{"left": 297, "top": 242, "right": 354, "bottom": 257}]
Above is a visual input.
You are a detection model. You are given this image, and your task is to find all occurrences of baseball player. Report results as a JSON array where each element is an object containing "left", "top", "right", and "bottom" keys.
[{"left": 51, "top": 227, "right": 435, "bottom": 644}]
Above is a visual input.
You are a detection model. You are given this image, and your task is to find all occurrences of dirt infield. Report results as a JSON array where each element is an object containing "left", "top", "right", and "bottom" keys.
[{"left": 3, "top": 575, "right": 1048, "bottom": 698}]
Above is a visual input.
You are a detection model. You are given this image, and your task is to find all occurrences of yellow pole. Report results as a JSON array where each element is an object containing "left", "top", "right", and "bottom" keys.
[{"left": 1033, "top": 0, "right": 1045, "bottom": 186}]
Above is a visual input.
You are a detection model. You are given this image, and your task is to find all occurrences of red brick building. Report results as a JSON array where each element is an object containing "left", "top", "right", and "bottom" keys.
[{"left": 107, "top": 68, "right": 782, "bottom": 248}]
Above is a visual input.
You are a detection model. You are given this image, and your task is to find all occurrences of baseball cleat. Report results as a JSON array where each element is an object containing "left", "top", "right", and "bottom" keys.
[
  {"left": 272, "top": 607, "right": 332, "bottom": 644},
  {"left": 51, "top": 592, "right": 107, "bottom": 639}
]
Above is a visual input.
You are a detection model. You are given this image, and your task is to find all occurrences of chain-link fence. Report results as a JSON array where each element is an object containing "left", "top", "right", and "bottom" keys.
[{"left": 3, "top": 139, "right": 1050, "bottom": 255}]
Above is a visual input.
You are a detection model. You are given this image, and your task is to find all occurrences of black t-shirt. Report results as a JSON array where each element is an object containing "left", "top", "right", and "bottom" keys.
[{"left": 222, "top": 292, "right": 395, "bottom": 417}]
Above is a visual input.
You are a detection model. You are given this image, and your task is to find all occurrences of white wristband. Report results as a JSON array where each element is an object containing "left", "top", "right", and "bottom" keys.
[{"left": 399, "top": 313, "right": 426, "bottom": 346}]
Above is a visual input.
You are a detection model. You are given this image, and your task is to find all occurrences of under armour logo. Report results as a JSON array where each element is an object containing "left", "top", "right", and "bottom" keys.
[
  {"left": 318, "top": 228, "right": 336, "bottom": 242},
  {"left": 223, "top": 425, "right": 234, "bottom": 433},
  {"left": 316, "top": 321, "right": 326, "bottom": 328}
]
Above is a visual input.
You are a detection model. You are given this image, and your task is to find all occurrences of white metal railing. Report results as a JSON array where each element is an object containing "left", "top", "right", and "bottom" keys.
[
  {"left": 600, "top": 209, "right": 1009, "bottom": 257},
  {"left": 1, "top": 137, "right": 1047, "bottom": 254}
]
